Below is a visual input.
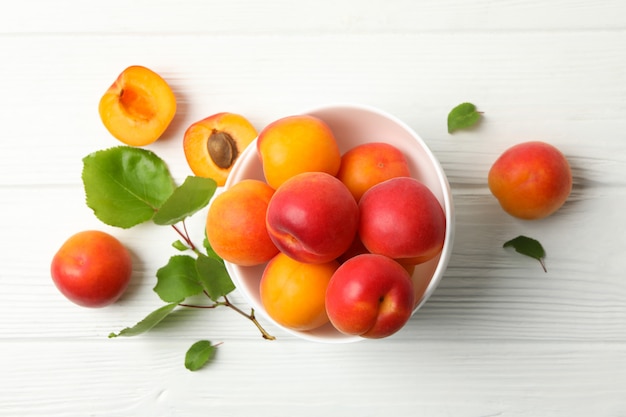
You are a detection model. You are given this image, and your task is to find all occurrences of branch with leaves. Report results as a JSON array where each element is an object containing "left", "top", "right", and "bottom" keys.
[{"left": 82, "top": 146, "right": 275, "bottom": 371}]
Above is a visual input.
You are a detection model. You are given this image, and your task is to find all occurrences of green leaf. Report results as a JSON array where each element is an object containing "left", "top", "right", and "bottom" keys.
[
  {"left": 195, "top": 254, "right": 235, "bottom": 301},
  {"left": 172, "top": 240, "right": 189, "bottom": 252},
  {"left": 203, "top": 235, "right": 223, "bottom": 262},
  {"left": 154, "top": 255, "right": 204, "bottom": 302},
  {"left": 109, "top": 302, "right": 178, "bottom": 338},
  {"left": 503, "top": 235, "right": 547, "bottom": 272},
  {"left": 153, "top": 176, "right": 217, "bottom": 226},
  {"left": 82, "top": 146, "right": 176, "bottom": 228},
  {"left": 447, "top": 102, "right": 482, "bottom": 133},
  {"left": 185, "top": 340, "right": 217, "bottom": 371}
]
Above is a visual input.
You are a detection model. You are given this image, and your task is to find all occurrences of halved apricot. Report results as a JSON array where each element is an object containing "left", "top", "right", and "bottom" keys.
[
  {"left": 98, "top": 65, "right": 177, "bottom": 146},
  {"left": 183, "top": 112, "right": 258, "bottom": 186}
]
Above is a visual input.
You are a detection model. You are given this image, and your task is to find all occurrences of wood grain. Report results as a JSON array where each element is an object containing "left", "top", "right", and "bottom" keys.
[{"left": 2, "top": 1, "right": 625, "bottom": 416}]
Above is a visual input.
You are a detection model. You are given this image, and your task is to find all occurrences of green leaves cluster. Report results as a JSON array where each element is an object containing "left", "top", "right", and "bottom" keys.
[
  {"left": 83, "top": 147, "right": 216, "bottom": 228},
  {"left": 82, "top": 146, "right": 238, "bottom": 371}
]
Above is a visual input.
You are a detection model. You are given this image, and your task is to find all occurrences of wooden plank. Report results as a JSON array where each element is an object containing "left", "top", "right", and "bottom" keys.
[
  {"left": 2, "top": 0, "right": 626, "bottom": 34},
  {"left": 2, "top": 339, "right": 625, "bottom": 416}
]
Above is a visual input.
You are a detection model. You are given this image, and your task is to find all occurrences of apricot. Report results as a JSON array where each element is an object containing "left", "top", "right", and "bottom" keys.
[
  {"left": 257, "top": 115, "right": 341, "bottom": 189},
  {"left": 260, "top": 252, "right": 338, "bottom": 331},
  {"left": 206, "top": 179, "right": 279, "bottom": 266},
  {"left": 359, "top": 177, "right": 446, "bottom": 265},
  {"left": 98, "top": 65, "right": 176, "bottom": 146},
  {"left": 183, "top": 113, "right": 258, "bottom": 186},
  {"left": 50, "top": 230, "right": 132, "bottom": 308},
  {"left": 266, "top": 171, "right": 359, "bottom": 264},
  {"left": 325, "top": 253, "right": 415, "bottom": 339},
  {"left": 488, "top": 141, "right": 572, "bottom": 220},
  {"left": 337, "top": 142, "right": 411, "bottom": 201}
]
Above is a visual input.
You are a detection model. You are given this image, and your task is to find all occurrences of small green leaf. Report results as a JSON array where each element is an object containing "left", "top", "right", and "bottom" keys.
[
  {"left": 153, "top": 176, "right": 217, "bottom": 226},
  {"left": 109, "top": 302, "right": 178, "bottom": 338},
  {"left": 82, "top": 146, "right": 176, "bottom": 228},
  {"left": 185, "top": 340, "right": 217, "bottom": 371},
  {"left": 196, "top": 254, "right": 235, "bottom": 301},
  {"left": 447, "top": 102, "right": 482, "bottom": 133},
  {"left": 503, "top": 235, "right": 547, "bottom": 272},
  {"left": 154, "top": 255, "right": 204, "bottom": 302},
  {"left": 172, "top": 240, "right": 189, "bottom": 252}
]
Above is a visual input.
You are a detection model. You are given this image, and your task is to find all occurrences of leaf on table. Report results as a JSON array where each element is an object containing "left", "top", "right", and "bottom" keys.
[
  {"left": 195, "top": 254, "right": 235, "bottom": 301},
  {"left": 108, "top": 302, "right": 178, "bottom": 338},
  {"left": 153, "top": 176, "right": 217, "bottom": 225},
  {"left": 154, "top": 255, "right": 205, "bottom": 302},
  {"left": 82, "top": 146, "right": 176, "bottom": 228},
  {"left": 185, "top": 340, "right": 217, "bottom": 371},
  {"left": 447, "top": 102, "right": 482, "bottom": 133},
  {"left": 503, "top": 235, "right": 547, "bottom": 272}
]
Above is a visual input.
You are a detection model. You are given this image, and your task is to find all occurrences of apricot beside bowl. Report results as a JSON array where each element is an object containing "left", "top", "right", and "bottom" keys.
[{"left": 224, "top": 104, "right": 455, "bottom": 343}]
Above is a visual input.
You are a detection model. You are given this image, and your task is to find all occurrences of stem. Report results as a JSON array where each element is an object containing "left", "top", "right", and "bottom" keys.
[
  {"left": 179, "top": 302, "right": 219, "bottom": 309},
  {"left": 171, "top": 221, "right": 201, "bottom": 255},
  {"left": 223, "top": 295, "right": 276, "bottom": 340}
]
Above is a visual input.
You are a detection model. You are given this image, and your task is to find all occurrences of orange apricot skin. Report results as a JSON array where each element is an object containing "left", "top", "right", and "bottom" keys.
[
  {"left": 337, "top": 142, "right": 411, "bottom": 201},
  {"left": 183, "top": 113, "right": 258, "bottom": 186},
  {"left": 257, "top": 115, "right": 341, "bottom": 189},
  {"left": 488, "top": 141, "right": 572, "bottom": 220},
  {"left": 260, "top": 253, "right": 338, "bottom": 331},
  {"left": 99, "top": 65, "right": 176, "bottom": 147},
  {"left": 206, "top": 179, "right": 279, "bottom": 266}
]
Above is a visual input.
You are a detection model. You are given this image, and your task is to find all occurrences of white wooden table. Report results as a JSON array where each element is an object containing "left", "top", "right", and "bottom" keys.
[{"left": 2, "top": 1, "right": 625, "bottom": 415}]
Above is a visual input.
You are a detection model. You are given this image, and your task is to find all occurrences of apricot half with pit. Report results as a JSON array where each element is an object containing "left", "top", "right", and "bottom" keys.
[
  {"left": 183, "top": 113, "right": 258, "bottom": 186},
  {"left": 98, "top": 65, "right": 176, "bottom": 147}
]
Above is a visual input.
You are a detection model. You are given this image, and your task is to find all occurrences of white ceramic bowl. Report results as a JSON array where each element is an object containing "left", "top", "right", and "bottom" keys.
[{"left": 224, "top": 104, "right": 455, "bottom": 343}]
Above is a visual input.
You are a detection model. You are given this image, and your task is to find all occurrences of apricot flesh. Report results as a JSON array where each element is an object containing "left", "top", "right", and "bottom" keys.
[
  {"left": 206, "top": 179, "right": 278, "bottom": 266},
  {"left": 99, "top": 65, "right": 176, "bottom": 146},
  {"left": 184, "top": 113, "right": 258, "bottom": 186},
  {"left": 488, "top": 141, "right": 572, "bottom": 220}
]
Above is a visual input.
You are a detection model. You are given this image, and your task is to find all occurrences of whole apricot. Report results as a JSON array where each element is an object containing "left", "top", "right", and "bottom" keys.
[
  {"left": 257, "top": 115, "right": 341, "bottom": 189},
  {"left": 50, "top": 230, "right": 133, "bottom": 308},
  {"left": 99, "top": 65, "right": 176, "bottom": 146},
  {"left": 488, "top": 141, "right": 572, "bottom": 220},
  {"left": 359, "top": 177, "right": 446, "bottom": 265},
  {"left": 183, "top": 113, "right": 258, "bottom": 186},
  {"left": 266, "top": 171, "right": 359, "bottom": 264},
  {"left": 325, "top": 253, "right": 415, "bottom": 339},
  {"left": 260, "top": 252, "right": 338, "bottom": 331},
  {"left": 337, "top": 142, "right": 411, "bottom": 201},
  {"left": 206, "top": 179, "right": 279, "bottom": 266}
]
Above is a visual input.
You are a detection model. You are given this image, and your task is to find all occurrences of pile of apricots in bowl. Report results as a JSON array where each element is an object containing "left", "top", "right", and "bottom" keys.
[{"left": 203, "top": 105, "right": 455, "bottom": 342}]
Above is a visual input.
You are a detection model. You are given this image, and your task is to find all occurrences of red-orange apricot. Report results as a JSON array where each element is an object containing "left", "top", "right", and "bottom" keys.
[{"left": 488, "top": 141, "right": 572, "bottom": 220}]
